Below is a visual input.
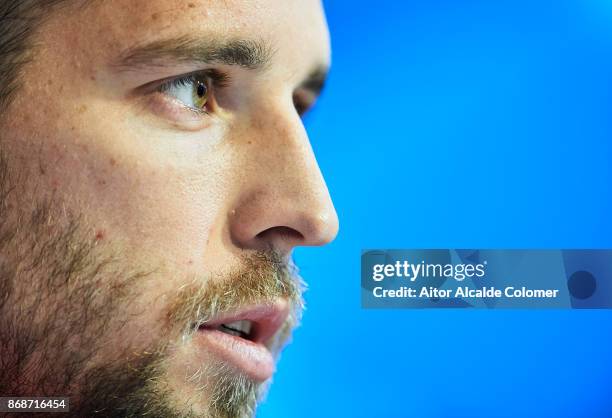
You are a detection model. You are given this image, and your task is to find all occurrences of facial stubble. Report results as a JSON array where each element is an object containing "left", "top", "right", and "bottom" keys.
[{"left": 0, "top": 154, "right": 304, "bottom": 417}]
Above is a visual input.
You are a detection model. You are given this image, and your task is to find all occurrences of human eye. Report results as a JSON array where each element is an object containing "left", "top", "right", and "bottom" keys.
[
  {"left": 141, "top": 70, "right": 228, "bottom": 131},
  {"left": 293, "top": 89, "right": 314, "bottom": 118},
  {"left": 158, "top": 73, "right": 212, "bottom": 113},
  {"left": 293, "top": 85, "right": 322, "bottom": 120}
]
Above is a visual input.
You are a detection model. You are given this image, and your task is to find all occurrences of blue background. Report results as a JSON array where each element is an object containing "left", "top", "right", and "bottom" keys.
[{"left": 259, "top": 1, "right": 612, "bottom": 417}]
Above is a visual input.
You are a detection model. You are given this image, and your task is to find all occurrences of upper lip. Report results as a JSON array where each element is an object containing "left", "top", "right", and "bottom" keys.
[{"left": 198, "top": 300, "right": 290, "bottom": 345}]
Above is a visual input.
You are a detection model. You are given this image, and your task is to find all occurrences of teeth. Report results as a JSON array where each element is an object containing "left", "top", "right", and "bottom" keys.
[
  {"left": 219, "top": 320, "right": 253, "bottom": 337},
  {"left": 225, "top": 320, "right": 252, "bottom": 334}
]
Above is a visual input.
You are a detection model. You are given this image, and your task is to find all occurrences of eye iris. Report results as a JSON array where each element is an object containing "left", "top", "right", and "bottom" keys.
[{"left": 194, "top": 80, "right": 209, "bottom": 108}]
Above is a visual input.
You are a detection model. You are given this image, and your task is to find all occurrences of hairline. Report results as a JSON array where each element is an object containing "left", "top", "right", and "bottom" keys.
[{"left": 0, "top": 0, "right": 92, "bottom": 113}]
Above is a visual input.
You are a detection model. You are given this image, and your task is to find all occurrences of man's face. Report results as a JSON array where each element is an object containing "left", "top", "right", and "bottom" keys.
[{"left": 0, "top": 0, "right": 337, "bottom": 416}]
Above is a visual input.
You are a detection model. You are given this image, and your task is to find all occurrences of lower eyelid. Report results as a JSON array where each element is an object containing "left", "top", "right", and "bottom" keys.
[{"left": 146, "top": 91, "right": 213, "bottom": 131}]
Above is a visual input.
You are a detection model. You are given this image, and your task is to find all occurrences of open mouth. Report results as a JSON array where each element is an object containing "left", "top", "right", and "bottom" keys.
[
  {"left": 194, "top": 302, "right": 289, "bottom": 382},
  {"left": 215, "top": 320, "right": 255, "bottom": 340}
]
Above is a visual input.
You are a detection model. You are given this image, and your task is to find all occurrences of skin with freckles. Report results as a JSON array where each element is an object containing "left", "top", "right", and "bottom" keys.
[{"left": 0, "top": 0, "right": 338, "bottom": 417}]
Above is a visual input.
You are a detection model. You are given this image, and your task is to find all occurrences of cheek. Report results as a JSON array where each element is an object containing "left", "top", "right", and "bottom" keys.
[
  {"left": 3, "top": 52, "right": 234, "bottom": 274},
  {"left": 95, "top": 162, "right": 230, "bottom": 272},
  {"left": 97, "top": 164, "right": 224, "bottom": 269},
  {"left": 12, "top": 115, "right": 230, "bottom": 273}
]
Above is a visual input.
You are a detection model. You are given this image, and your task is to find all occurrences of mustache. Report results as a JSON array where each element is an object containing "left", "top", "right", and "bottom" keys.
[{"left": 164, "top": 251, "right": 305, "bottom": 340}]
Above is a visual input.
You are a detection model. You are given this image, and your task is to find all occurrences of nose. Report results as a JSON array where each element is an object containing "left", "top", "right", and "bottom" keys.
[{"left": 228, "top": 104, "right": 339, "bottom": 254}]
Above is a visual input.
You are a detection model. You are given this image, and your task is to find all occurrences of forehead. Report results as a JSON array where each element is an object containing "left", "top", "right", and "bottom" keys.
[{"left": 53, "top": 0, "right": 330, "bottom": 72}]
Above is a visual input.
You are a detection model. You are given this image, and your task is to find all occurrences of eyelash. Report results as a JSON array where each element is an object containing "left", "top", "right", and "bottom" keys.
[{"left": 160, "top": 70, "right": 229, "bottom": 90}]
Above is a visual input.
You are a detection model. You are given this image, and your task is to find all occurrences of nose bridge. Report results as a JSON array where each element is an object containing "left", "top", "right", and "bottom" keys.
[
  {"left": 229, "top": 102, "right": 339, "bottom": 251},
  {"left": 258, "top": 110, "right": 326, "bottom": 205}
]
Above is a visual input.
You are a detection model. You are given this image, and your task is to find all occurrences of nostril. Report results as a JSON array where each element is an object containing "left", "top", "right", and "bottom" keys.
[{"left": 256, "top": 226, "right": 304, "bottom": 242}]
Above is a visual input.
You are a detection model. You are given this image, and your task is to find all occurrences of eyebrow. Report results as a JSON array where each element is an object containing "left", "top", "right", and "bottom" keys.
[{"left": 113, "top": 36, "right": 274, "bottom": 71}]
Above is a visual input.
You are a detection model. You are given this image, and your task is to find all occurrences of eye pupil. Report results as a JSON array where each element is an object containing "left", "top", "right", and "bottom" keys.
[{"left": 197, "top": 82, "right": 207, "bottom": 98}]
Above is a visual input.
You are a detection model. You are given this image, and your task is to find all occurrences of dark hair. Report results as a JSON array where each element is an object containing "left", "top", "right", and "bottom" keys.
[{"left": 0, "top": 1, "right": 67, "bottom": 111}]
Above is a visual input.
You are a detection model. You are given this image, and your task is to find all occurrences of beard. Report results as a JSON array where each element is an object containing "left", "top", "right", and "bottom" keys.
[{"left": 0, "top": 154, "right": 304, "bottom": 418}]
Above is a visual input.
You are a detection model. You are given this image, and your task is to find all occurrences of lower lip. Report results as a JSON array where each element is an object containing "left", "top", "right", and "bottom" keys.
[{"left": 194, "top": 328, "right": 275, "bottom": 382}]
